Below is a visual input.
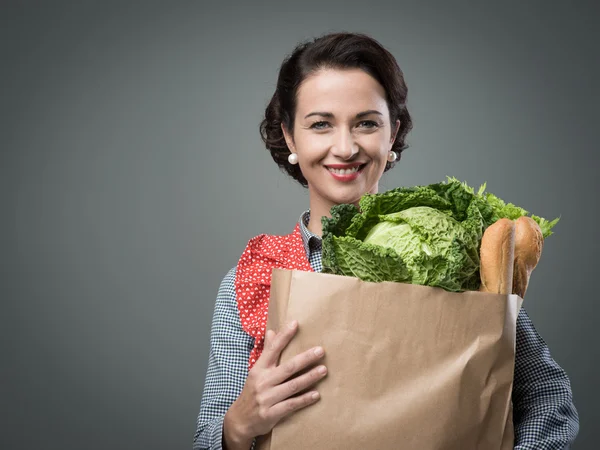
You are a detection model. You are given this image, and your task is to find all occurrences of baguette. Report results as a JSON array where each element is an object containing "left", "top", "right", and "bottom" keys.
[
  {"left": 479, "top": 218, "right": 516, "bottom": 294},
  {"left": 512, "top": 216, "right": 544, "bottom": 298}
]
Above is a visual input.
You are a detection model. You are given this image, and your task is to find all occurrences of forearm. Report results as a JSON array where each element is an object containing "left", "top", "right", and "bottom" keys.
[
  {"left": 512, "top": 308, "right": 579, "bottom": 449},
  {"left": 223, "top": 406, "right": 255, "bottom": 450},
  {"left": 513, "top": 380, "right": 578, "bottom": 449},
  {"left": 512, "top": 368, "right": 578, "bottom": 449},
  {"left": 193, "top": 267, "right": 256, "bottom": 450},
  {"left": 193, "top": 411, "right": 255, "bottom": 450},
  {"left": 193, "top": 414, "right": 226, "bottom": 450}
]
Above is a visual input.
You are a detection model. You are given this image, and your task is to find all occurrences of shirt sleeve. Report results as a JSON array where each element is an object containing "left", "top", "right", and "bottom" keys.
[
  {"left": 512, "top": 307, "right": 580, "bottom": 449},
  {"left": 193, "top": 267, "right": 256, "bottom": 450}
]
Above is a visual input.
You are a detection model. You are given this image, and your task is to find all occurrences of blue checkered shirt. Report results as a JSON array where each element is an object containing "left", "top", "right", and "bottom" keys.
[{"left": 193, "top": 211, "right": 579, "bottom": 450}]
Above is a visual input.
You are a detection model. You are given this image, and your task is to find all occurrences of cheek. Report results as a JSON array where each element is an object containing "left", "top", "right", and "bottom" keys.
[
  {"left": 359, "top": 134, "right": 389, "bottom": 158},
  {"left": 296, "top": 135, "right": 329, "bottom": 161},
  {"left": 303, "top": 134, "right": 327, "bottom": 149}
]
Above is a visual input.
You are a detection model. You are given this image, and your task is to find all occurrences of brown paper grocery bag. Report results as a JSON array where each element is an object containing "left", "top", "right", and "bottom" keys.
[{"left": 255, "top": 269, "right": 522, "bottom": 450}]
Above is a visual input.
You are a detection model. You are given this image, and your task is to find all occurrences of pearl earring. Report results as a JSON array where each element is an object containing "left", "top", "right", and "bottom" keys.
[
  {"left": 387, "top": 151, "right": 397, "bottom": 162},
  {"left": 288, "top": 153, "right": 298, "bottom": 165}
]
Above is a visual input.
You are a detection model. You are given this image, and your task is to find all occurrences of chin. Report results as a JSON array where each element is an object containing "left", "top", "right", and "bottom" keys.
[{"left": 329, "top": 190, "right": 365, "bottom": 207}]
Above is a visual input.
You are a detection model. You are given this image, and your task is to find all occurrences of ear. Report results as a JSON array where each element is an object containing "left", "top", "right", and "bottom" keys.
[
  {"left": 390, "top": 119, "right": 401, "bottom": 147},
  {"left": 280, "top": 123, "right": 295, "bottom": 151}
]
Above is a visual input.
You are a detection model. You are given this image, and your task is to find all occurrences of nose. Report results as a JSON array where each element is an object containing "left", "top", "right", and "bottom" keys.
[{"left": 330, "top": 128, "right": 359, "bottom": 160}]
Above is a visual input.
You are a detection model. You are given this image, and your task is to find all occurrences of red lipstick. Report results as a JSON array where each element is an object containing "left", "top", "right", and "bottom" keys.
[{"left": 325, "top": 163, "right": 366, "bottom": 182}]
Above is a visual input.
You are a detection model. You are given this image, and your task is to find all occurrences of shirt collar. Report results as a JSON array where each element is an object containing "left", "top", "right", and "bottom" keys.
[{"left": 298, "top": 210, "right": 322, "bottom": 256}]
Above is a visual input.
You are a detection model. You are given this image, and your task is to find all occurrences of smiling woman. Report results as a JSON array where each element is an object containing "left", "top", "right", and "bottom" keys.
[
  {"left": 259, "top": 33, "right": 412, "bottom": 187},
  {"left": 279, "top": 68, "right": 402, "bottom": 235},
  {"left": 193, "top": 32, "right": 578, "bottom": 450}
]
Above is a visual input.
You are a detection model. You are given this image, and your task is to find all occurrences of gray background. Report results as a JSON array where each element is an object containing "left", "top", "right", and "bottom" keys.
[{"left": 1, "top": 1, "right": 598, "bottom": 449}]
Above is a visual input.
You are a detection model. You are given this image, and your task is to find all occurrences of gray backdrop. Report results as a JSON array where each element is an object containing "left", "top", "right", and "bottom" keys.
[{"left": 2, "top": 1, "right": 598, "bottom": 449}]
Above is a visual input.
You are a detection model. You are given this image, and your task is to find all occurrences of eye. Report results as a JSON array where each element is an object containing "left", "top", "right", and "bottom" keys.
[
  {"left": 310, "top": 121, "right": 330, "bottom": 130},
  {"left": 357, "top": 120, "right": 379, "bottom": 129}
]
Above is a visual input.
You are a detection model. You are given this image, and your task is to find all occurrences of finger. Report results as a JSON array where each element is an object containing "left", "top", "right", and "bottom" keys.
[
  {"left": 257, "top": 320, "right": 298, "bottom": 368},
  {"left": 264, "top": 329, "right": 275, "bottom": 347},
  {"left": 269, "top": 390, "right": 321, "bottom": 421},
  {"left": 269, "top": 345, "right": 325, "bottom": 386},
  {"left": 265, "top": 364, "right": 327, "bottom": 406},
  {"left": 252, "top": 329, "right": 276, "bottom": 370}
]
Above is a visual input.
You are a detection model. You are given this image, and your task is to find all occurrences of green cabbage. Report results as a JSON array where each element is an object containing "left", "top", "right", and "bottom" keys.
[{"left": 321, "top": 177, "right": 559, "bottom": 292}]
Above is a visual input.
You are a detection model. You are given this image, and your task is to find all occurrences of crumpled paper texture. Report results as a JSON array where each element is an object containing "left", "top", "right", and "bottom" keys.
[{"left": 256, "top": 269, "right": 521, "bottom": 450}]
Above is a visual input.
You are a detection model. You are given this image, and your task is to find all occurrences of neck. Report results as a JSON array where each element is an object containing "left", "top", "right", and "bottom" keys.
[{"left": 307, "top": 200, "right": 335, "bottom": 237}]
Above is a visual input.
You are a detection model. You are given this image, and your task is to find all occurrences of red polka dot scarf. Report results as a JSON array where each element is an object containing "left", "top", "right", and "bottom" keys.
[{"left": 235, "top": 223, "right": 314, "bottom": 370}]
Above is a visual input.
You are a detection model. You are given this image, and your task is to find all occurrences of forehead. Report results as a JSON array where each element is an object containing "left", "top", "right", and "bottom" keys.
[{"left": 296, "top": 68, "right": 388, "bottom": 117}]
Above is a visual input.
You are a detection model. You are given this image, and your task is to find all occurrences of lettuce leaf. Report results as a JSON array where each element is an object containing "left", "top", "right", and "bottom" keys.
[{"left": 321, "top": 177, "right": 559, "bottom": 292}]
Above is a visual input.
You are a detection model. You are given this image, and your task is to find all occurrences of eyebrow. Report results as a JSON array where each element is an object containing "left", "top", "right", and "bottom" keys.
[{"left": 303, "top": 110, "right": 383, "bottom": 119}]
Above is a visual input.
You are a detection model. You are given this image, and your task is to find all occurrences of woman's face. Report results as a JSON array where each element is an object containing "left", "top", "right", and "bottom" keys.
[{"left": 282, "top": 68, "right": 400, "bottom": 213}]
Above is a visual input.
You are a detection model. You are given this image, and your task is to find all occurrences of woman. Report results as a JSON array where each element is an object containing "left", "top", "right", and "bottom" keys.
[{"left": 193, "top": 32, "right": 579, "bottom": 450}]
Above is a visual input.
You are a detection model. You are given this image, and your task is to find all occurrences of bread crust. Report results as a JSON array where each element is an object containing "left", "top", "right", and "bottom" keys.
[
  {"left": 479, "top": 218, "right": 516, "bottom": 294},
  {"left": 512, "top": 216, "right": 544, "bottom": 298}
]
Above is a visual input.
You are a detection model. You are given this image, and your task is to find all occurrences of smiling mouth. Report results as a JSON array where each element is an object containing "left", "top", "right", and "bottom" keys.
[{"left": 326, "top": 164, "right": 367, "bottom": 175}]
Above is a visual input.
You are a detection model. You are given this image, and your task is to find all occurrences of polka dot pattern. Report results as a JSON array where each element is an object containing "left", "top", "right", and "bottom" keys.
[{"left": 235, "top": 223, "right": 313, "bottom": 370}]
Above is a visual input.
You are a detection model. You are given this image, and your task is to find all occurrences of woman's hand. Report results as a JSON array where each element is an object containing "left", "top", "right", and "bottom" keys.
[{"left": 222, "top": 320, "right": 327, "bottom": 449}]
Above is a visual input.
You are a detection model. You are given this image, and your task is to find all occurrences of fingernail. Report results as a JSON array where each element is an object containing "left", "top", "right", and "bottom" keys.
[
  {"left": 288, "top": 320, "right": 298, "bottom": 329},
  {"left": 317, "top": 365, "right": 327, "bottom": 375},
  {"left": 311, "top": 392, "right": 320, "bottom": 400},
  {"left": 314, "top": 347, "right": 324, "bottom": 356}
]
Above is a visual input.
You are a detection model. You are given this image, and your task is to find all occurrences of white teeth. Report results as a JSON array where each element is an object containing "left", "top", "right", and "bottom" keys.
[{"left": 328, "top": 166, "right": 360, "bottom": 174}]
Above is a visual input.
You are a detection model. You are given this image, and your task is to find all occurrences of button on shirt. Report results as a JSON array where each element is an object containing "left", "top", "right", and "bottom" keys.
[{"left": 193, "top": 211, "right": 579, "bottom": 450}]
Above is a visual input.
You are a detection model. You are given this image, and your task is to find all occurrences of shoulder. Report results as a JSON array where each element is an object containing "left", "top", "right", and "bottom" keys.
[
  {"left": 217, "top": 266, "right": 237, "bottom": 294},
  {"left": 212, "top": 267, "right": 244, "bottom": 327}
]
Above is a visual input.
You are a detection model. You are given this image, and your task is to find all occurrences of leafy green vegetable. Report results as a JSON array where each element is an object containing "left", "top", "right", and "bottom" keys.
[{"left": 321, "top": 177, "right": 559, "bottom": 292}]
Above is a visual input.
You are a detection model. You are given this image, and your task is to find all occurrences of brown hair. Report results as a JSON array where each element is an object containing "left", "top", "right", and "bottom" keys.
[{"left": 259, "top": 32, "right": 413, "bottom": 187}]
